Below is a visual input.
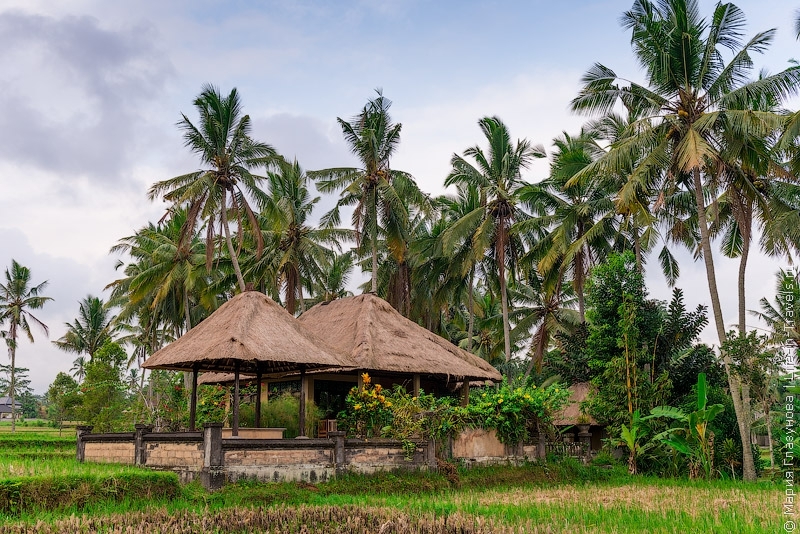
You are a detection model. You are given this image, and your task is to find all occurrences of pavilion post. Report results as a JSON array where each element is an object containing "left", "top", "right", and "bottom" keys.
[
  {"left": 413, "top": 374, "right": 421, "bottom": 397},
  {"left": 232, "top": 362, "right": 240, "bottom": 437},
  {"left": 298, "top": 367, "right": 307, "bottom": 437},
  {"left": 460, "top": 381, "right": 470, "bottom": 407},
  {"left": 255, "top": 370, "right": 262, "bottom": 428},
  {"left": 189, "top": 366, "right": 199, "bottom": 431}
]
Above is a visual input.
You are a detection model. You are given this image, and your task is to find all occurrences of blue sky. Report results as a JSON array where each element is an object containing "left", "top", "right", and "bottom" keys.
[{"left": 0, "top": 0, "right": 798, "bottom": 392}]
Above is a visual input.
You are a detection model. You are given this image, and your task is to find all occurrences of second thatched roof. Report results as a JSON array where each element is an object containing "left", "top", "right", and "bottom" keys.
[
  {"left": 142, "top": 291, "right": 355, "bottom": 374},
  {"left": 297, "top": 293, "right": 502, "bottom": 382}
]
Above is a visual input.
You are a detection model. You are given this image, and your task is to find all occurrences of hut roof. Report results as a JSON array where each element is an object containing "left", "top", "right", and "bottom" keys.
[
  {"left": 553, "top": 382, "right": 598, "bottom": 426},
  {"left": 142, "top": 291, "right": 355, "bottom": 374},
  {"left": 297, "top": 293, "right": 501, "bottom": 382}
]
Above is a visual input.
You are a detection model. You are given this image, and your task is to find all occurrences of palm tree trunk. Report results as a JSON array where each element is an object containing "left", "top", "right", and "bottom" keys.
[
  {"left": 467, "top": 267, "right": 475, "bottom": 353},
  {"left": 371, "top": 189, "right": 378, "bottom": 294},
  {"left": 183, "top": 291, "right": 193, "bottom": 391},
  {"left": 738, "top": 231, "right": 750, "bottom": 335},
  {"left": 766, "top": 401, "right": 774, "bottom": 469},
  {"left": 575, "top": 249, "right": 586, "bottom": 323},
  {"left": 221, "top": 188, "right": 247, "bottom": 293},
  {"left": 498, "top": 220, "right": 512, "bottom": 363},
  {"left": 9, "top": 322, "right": 16, "bottom": 433},
  {"left": 691, "top": 168, "right": 755, "bottom": 481},
  {"left": 633, "top": 226, "right": 643, "bottom": 272}
]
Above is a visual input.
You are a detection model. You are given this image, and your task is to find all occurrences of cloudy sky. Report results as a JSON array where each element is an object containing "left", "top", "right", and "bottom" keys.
[{"left": 1, "top": 0, "right": 798, "bottom": 393}]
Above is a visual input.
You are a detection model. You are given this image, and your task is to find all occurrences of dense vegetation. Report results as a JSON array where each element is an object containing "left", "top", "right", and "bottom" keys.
[{"left": 1, "top": 0, "right": 799, "bottom": 493}]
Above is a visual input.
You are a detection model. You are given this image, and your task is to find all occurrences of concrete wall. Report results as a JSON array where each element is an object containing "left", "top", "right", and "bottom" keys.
[
  {"left": 77, "top": 425, "right": 436, "bottom": 489},
  {"left": 450, "top": 428, "right": 590, "bottom": 466},
  {"left": 84, "top": 440, "right": 135, "bottom": 464}
]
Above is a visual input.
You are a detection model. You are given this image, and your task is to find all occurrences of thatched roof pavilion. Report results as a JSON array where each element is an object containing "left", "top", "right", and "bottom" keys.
[
  {"left": 142, "top": 291, "right": 354, "bottom": 435},
  {"left": 297, "top": 293, "right": 502, "bottom": 386}
]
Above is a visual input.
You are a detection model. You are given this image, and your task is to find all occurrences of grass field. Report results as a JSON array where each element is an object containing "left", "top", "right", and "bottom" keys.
[{"left": 0, "top": 430, "right": 785, "bottom": 533}]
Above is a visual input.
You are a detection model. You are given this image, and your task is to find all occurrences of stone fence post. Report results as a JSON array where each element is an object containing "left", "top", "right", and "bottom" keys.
[
  {"left": 330, "top": 431, "right": 346, "bottom": 475},
  {"left": 76, "top": 425, "right": 93, "bottom": 462},
  {"left": 134, "top": 424, "right": 153, "bottom": 466},
  {"left": 201, "top": 423, "right": 224, "bottom": 490},
  {"left": 425, "top": 439, "right": 437, "bottom": 470}
]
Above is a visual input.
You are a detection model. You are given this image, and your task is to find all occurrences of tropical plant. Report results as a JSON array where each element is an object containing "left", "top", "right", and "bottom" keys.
[
  {"left": 312, "top": 90, "right": 427, "bottom": 297},
  {"left": 0, "top": 260, "right": 51, "bottom": 432},
  {"left": 571, "top": 0, "right": 800, "bottom": 480},
  {"left": 53, "top": 295, "right": 117, "bottom": 361},
  {"left": 617, "top": 409, "right": 656, "bottom": 475},
  {"left": 147, "top": 84, "right": 277, "bottom": 293},
  {"left": 249, "top": 158, "right": 351, "bottom": 314},
  {"left": 649, "top": 373, "right": 724, "bottom": 479},
  {"left": 445, "top": 116, "right": 546, "bottom": 362}
]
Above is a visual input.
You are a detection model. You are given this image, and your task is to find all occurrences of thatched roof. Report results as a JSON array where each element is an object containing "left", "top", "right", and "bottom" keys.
[
  {"left": 297, "top": 293, "right": 502, "bottom": 382},
  {"left": 142, "top": 291, "right": 355, "bottom": 374},
  {"left": 553, "top": 382, "right": 599, "bottom": 426}
]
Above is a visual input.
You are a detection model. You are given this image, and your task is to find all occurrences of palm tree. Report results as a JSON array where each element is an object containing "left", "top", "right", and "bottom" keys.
[
  {"left": 250, "top": 158, "right": 352, "bottom": 315},
  {"left": 0, "top": 260, "right": 51, "bottom": 432},
  {"left": 311, "top": 251, "right": 356, "bottom": 304},
  {"left": 445, "top": 116, "right": 546, "bottom": 362},
  {"left": 570, "top": 0, "right": 800, "bottom": 481},
  {"left": 147, "top": 84, "right": 277, "bottom": 293},
  {"left": 311, "top": 89, "right": 428, "bottom": 295},
  {"left": 751, "top": 269, "right": 800, "bottom": 346},
  {"left": 70, "top": 355, "right": 87, "bottom": 383},
  {"left": 437, "top": 184, "right": 489, "bottom": 352},
  {"left": 53, "top": 295, "right": 116, "bottom": 361},
  {"left": 518, "top": 130, "right": 617, "bottom": 322},
  {"left": 511, "top": 266, "right": 579, "bottom": 378},
  {"left": 109, "top": 209, "right": 214, "bottom": 338}
]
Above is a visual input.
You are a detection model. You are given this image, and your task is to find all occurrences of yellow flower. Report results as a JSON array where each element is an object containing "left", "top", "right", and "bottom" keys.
[
  {"left": 378, "top": 395, "right": 385, "bottom": 402},
  {"left": 386, "top": 401, "right": 392, "bottom": 407},
  {"left": 361, "top": 373, "right": 371, "bottom": 385},
  {"left": 354, "top": 404, "right": 362, "bottom": 411},
  {"left": 374, "top": 384, "right": 382, "bottom": 392},
  {"left": 555, "top": 388, "right": 559, "bottom": 393},
  {"left": 532, "top": 385, "right": 536, "bottom": 389},
  {"left": 498, "top": 398, "right": 504, "bottom": 404},
  {"left": 523, "top": 394, "right": 531, "bottom": 400}
]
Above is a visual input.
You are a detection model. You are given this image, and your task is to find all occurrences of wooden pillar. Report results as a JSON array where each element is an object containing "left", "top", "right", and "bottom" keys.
[
  {"left": 460, "top": 381, "right": 470, "bottom": 407},
  {"left": 232, "top": 362, "right": 240, "bottom": 437},
  {"left": 255, "top": 370, "right": 262, "bottom": 428},
  {"left": 189, "top": 366, "right": 199, "bottom": 431},
  {"left": 413, "top": 374, "right": 421, "bottom": 397},
  {"left": 298, "top": 367, "right": 307, "bottom": 437},
  {"left": 357, "top": 372, "right": 364, "bottom": 391}
]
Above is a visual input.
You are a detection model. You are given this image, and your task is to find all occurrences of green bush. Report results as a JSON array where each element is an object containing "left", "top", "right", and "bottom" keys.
[{"left": 260, "top": 393, "right": 321, "bottom": 438}]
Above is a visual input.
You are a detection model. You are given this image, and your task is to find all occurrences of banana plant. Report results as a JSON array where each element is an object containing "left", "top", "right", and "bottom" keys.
[
  {"left": 648, "top": 373, "right": 724, "bottom": 479},
  {"left": 618, "top": 409, "right": 656, "bottom": 475}
]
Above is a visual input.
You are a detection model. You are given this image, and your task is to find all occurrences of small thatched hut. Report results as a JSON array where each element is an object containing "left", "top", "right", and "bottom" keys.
[
  {"left": 142, "top": 291, "right": 355, "bottom": 435},
  {"left": 553, "top": 382, "right": 607, "bottom": 450},
  {"left": 297, "top": 293, "right": 501, "bottom": 403}
]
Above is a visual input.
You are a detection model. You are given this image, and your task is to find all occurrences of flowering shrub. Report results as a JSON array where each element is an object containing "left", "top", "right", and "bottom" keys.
[
  {"left": 337, "top": 374, "right": 393, "bottom": 438},
  {"left": 337, "top": 374, "right": 569, "bottom": 450},
  {"left": 462, "top": 381, "right": 570, "bottom": 445}
]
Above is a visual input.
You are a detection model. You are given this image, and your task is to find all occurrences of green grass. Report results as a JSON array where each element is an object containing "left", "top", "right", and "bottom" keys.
[{"left": 0, "top": 433, "right": 784, "bottom": 532}]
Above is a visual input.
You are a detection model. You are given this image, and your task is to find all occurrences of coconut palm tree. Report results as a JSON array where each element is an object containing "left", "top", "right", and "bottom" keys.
[
  {"left": 751, "top": 269, "right": 800, "bottom": 346},
  {"left": 147, "top": 84, "right": 277, "bottom": 293},
  {"left": 53, "top": 296, "right": 117, "bottom": 361},
  {"left": 519, "top": 130, "right": 617, "bottom": 322},
  {"left": 311, "top": 90, "right": 428, "bottom": 295},
  {"left": 0, "top": 260, "right": 51, "bottom": 432},
  {"left": 251, "top": 158, "right": 353, "bottom": 314},
  {"left": 570, "top": 0, "right": 800, "bottom": 481},
  {"left": 445, "top": 116, "right": 546, "bottom": 362}
]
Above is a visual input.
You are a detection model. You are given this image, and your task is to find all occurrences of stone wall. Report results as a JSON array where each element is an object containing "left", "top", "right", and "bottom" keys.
[
  {"left": 450, "top": 428, "right": 590, "bottom": 466},
  {"left": 77, "top": 425, "right": 436, "bottom": 489},
  {"left": 83, "top": 440, "right": 135, "bottom": 464}
]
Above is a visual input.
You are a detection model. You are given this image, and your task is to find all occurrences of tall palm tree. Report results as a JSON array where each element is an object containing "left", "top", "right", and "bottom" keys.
[
  {"left": 251, "top": 158, "right": 352, "bottom": 314},
  {"left": 570, "top": 0, "right": 800, "bottom": 480},
  {"left": 147, "top": 84, "right": 277, "bottom": 293},
  {"left": 519, "top": 130, "right": 617, "bottom": 321},
  {"left": 0, "top": 260, "right": 51, "bottom": 432},
  {"left": 445, "top": 116, "right": 546, "bottom": 362},
  {"left": 53, "top": 295, "right": 116, "bottom": 361},
  {"left": 311, "top": 89, "right": 428, "bottom": 295},
  {"left": 109, "top": 208, "right": 213, "bottom": 337},
  {"left": 437, "top": 184, "right": 488, "bottom": 352}
]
